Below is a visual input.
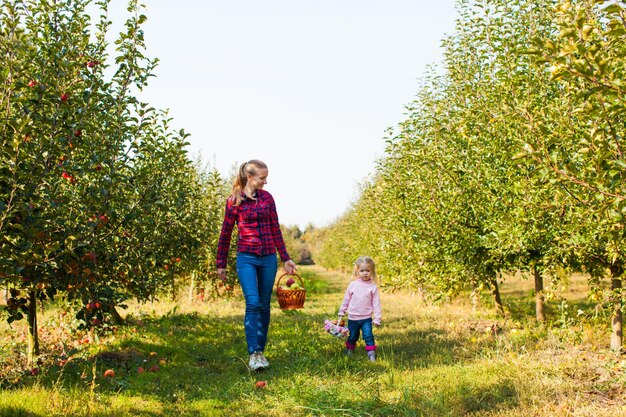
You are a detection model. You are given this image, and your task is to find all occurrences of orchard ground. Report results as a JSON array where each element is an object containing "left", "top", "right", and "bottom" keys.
[{"left": 1, "top": 266, "right": 625, "bottom": 417}]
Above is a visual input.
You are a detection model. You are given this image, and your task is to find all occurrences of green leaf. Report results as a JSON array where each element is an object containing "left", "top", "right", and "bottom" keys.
[{"left": 602, "top": 4, "right": 623, "bottom": 15}]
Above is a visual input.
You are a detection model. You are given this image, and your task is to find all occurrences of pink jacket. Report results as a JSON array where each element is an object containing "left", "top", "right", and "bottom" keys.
[{"left": 338, "top": 279, "right": 382, "bottom": 325}]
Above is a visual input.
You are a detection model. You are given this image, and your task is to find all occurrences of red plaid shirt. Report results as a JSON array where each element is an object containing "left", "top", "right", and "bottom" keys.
[{"left": 216, "top": 190, "right": 290, "bottom": 268}]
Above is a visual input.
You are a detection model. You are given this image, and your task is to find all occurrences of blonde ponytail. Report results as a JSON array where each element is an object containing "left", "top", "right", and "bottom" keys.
[{"left": 230, "top": 160, "right": 268, "bottom": 206}]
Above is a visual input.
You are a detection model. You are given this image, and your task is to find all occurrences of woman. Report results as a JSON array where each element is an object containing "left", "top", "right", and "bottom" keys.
[{"left": 216, "top": 159, "right": 297, "bottom": 371}]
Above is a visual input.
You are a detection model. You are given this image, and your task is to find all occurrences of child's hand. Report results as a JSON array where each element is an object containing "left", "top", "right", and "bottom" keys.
[{"left": 373, "top": 322, "right": 381, "bottom": 328}]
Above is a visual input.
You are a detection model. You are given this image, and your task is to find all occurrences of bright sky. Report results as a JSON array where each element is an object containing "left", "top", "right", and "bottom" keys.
[{"left": 105, "top": 1, "right": 458, "bottom": 228}]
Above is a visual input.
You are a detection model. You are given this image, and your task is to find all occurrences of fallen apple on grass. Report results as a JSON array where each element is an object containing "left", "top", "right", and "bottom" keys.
[{"left": 255, "top": 380, "right": 267, "bottom": 389}]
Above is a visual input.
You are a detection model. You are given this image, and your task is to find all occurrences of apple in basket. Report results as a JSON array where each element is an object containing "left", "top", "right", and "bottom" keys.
[{"left": 281, "top": 277, "right": 303, "bottom": 290}]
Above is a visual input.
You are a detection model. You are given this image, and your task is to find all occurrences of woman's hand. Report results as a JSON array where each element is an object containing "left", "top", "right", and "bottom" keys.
[
  {"left": 284, "top": 260, "right": 297, "bottom": 275},
  {"left": 217, "top": 268, "right": 227, "bottom": 282}
]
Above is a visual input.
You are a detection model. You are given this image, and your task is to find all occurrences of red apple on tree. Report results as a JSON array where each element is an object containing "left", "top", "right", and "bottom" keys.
[{"left": 82, "top": 252, "right": 96, "bottom": 263}]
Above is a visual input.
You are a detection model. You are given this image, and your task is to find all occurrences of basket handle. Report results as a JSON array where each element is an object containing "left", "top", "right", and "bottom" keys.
[{"left": 276, "top": 272, "right": 303, "bottom": 290}]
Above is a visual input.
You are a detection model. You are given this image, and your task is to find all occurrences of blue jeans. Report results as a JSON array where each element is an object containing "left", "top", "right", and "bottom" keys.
[
  {"left": 236, "top": 252, "right": 278, "bottom": 355},
  {"left": 346, "top": 318, "right": 376, "bottom": 350}
]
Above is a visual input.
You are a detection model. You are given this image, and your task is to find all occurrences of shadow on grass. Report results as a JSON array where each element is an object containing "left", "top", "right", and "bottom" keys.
[
  {"left": 89, "top": 409, "right": 162, "bottom": 417},
  {"left": 2, "top": 304, "right": 522, "bottom": 417},
  {"left": 0, "top": 406, "right": 44, "bottom": 417},
  {"left": 379, "top": 328, "right": 464, "bottom": 368},
  {"left": 504, "top": 293, "right": 603, "bottom": 326},
  {"left": 87, "top": 308, "right": 468, "bottom": 392},
  {"left": 460, "top": 381, "right": 518, "bottom": 413},
  {"left": 292, "top": 378, "right": 519, "bottom": 417}
]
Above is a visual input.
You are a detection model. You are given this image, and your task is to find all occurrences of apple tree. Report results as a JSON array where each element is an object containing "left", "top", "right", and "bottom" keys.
[
  {"left": 0, "top": 0, "right": 228, "bottom": 362},
  {"left": 524, "top": 0, "right": 626, "bottom": 349}
]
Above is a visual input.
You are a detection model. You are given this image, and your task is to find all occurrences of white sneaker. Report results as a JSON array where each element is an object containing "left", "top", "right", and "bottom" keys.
[
  {"left": 249, "top": 352, "right": 269, "bottom": 371},
  {"left": 257, "top": 352, "right": 270, "bottom": 368},
  {"left": 249, "top": 352, "right": 263, "bottom": 371}
]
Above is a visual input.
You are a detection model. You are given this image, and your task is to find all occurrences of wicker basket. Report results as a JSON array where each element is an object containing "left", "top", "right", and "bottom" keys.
[{"left": 276, "top": 273, "right": 306, "bottom": 310}]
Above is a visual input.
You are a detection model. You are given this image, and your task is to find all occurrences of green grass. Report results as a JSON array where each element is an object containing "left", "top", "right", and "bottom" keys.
[{"left": 1, "top": 266, "right": 625, "bottom": 416}]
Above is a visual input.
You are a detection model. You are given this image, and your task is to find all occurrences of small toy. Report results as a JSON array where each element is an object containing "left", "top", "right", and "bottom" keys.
[{"left": 324, "top": 318, "right": 349, "bottom": 340}]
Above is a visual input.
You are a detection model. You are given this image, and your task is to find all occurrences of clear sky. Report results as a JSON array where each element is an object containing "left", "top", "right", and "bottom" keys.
[{"left": 105, "top": 1, "right": 458, "bottom": 228}]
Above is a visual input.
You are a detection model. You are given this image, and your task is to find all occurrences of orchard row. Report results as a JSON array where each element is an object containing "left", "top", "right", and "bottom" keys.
[{"left": 315, "top": 0, "right": 626, "bottom": 349}]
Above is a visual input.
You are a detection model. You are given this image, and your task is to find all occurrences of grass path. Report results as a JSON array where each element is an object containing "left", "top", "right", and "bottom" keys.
[{"left": 1, "top": 265, "right": 625, "bottom": 416}]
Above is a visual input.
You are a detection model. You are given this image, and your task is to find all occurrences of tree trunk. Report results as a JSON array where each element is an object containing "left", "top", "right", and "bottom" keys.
[
  {"left": 609, "top": 265, "right": 623, "bottom": 352},
  {"left": 189, "top": 271, "right": 195, "bottom": 303},
  {"left": 27, "top": 290, "right": 39, "bottom": 365},
  {"left": 416, "top": 284, "right": 426, "bottom": 305},
  {"left": 108, "top": 305, "right": 124, "bottom": 325},
  {"left": 490, "top": 278, "right": 505, "bottom": 316},
  {"left": 470, "top": 282, "right": 481, "bottom": 311},
  {"left": 533, "top": 265, "right": 547, "bottom": 322}
]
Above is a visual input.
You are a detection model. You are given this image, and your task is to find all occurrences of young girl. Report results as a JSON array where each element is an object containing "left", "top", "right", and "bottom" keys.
[
  {"left": 337, "top": 256, "right": 382, "bottom": 361},
  {"left": 216, "top": 159, "right": 297, "bottom": 371}
]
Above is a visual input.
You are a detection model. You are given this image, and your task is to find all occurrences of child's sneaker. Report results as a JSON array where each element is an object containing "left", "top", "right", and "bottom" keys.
[
  {"left": 344, "top": 348, "right": 354, "bottom": 356},
  {"left": 367, "top": 350, "right": 376, "bottom": 362}
]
